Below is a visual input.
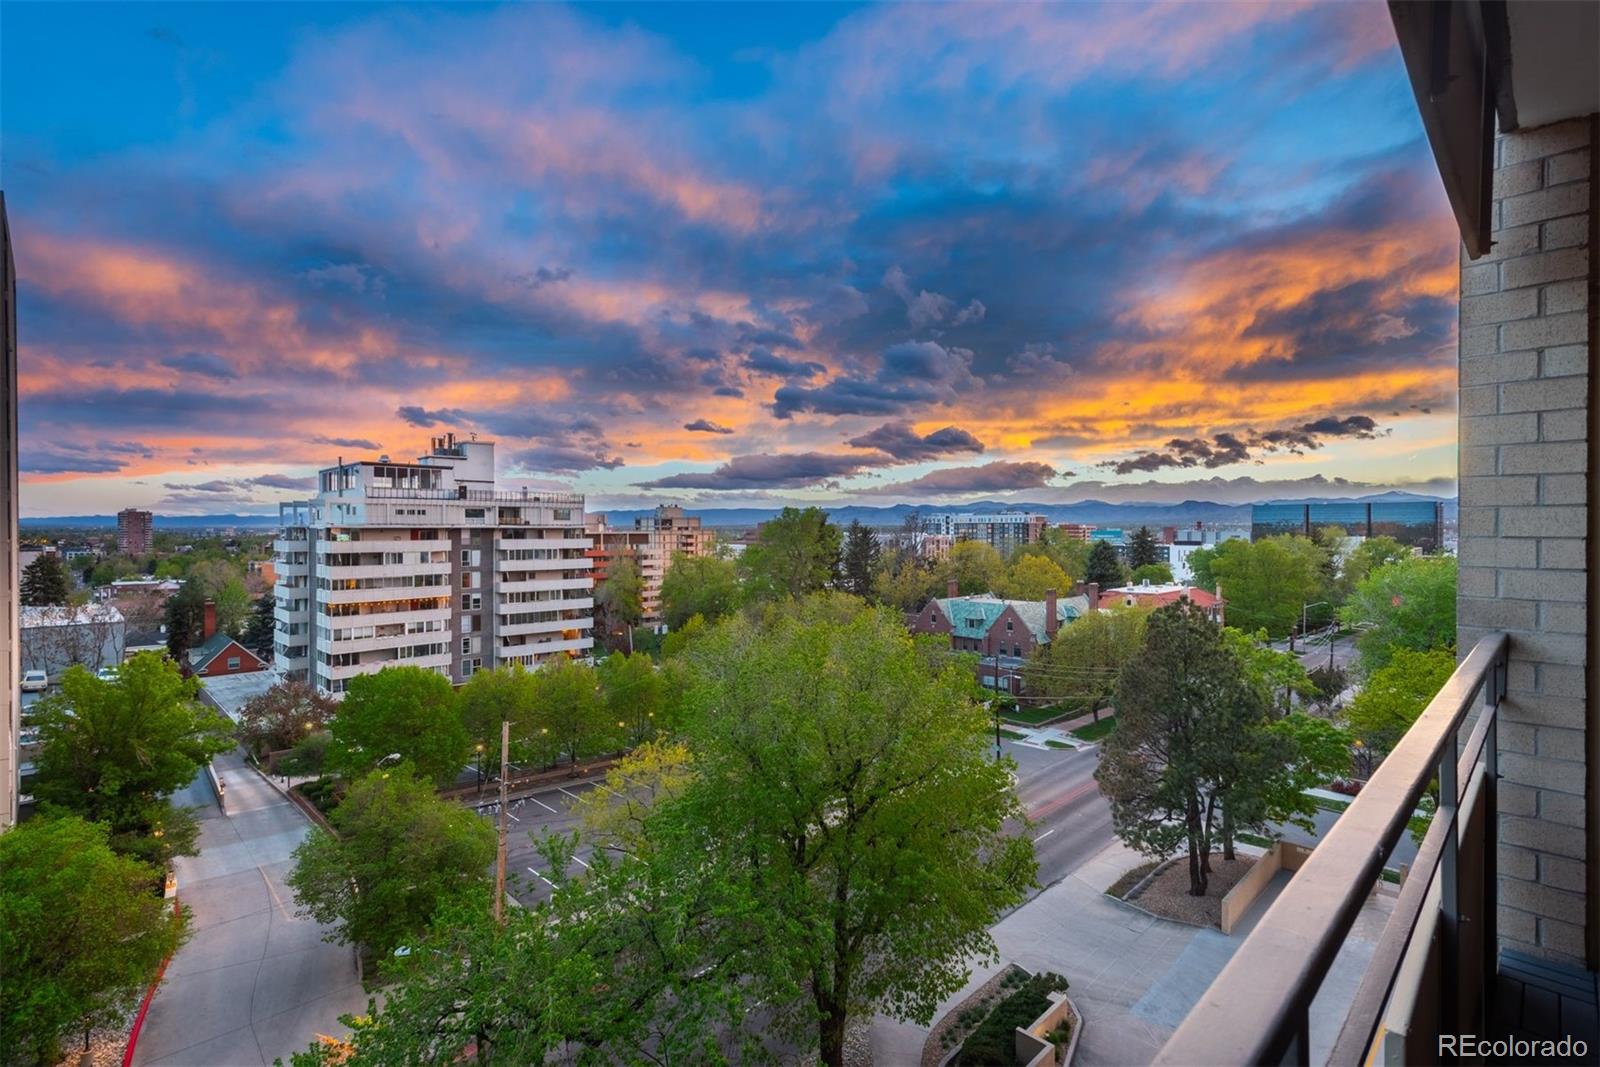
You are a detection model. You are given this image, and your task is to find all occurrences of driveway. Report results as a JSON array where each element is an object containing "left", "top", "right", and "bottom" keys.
[
  {"left": 871, "top": 841, "right": 1394, "bottom": 1067},
  {"left": 132, "top": 749, "right": 366, "bottom": 1067}
]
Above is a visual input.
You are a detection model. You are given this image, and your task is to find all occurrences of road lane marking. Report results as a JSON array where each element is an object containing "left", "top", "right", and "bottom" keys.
[
  {"left": 526, "top": 867, "right": 555, "bottom": 887},
  {"left": 558, "top": 787, "right": 584, "bottom": 801},
  {"left": 1035, "top": 829, "right": 1057, "bottom": 842},
  {"left": 527, "top": 796, "right": 558, "bottom": 814},
  {"left": 571, "top": 856, "right": 590, "bottom": 869}
]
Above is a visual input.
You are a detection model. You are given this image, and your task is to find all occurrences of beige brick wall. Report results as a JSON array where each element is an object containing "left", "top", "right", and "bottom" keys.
[{"left": 1456, "top": 115, "right": 1596, "bottom": 966}]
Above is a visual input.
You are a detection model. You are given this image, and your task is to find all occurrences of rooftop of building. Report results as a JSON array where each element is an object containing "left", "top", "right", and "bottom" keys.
[
  {"left": 21, "top": 604, "right": 125, "bottom": 627},
  {"left": 1103, "top": 580, "right": 1222, "bottom": 606},
  {"left": 933, "top": 592, "right": 1090, "bottom": 643}
]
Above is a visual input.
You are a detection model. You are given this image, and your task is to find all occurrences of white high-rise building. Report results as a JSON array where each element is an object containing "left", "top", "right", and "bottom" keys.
[{"left": 274, "top": 434, "right": 594, "bottom": 695}]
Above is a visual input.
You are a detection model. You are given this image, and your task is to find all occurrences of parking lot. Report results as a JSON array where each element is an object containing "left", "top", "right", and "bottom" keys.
[{"left": 468, "top": 777, "right": 605, "bottom": 907}]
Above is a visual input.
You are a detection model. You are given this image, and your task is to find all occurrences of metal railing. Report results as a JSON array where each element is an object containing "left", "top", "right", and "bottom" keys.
[
  {"left": 359, "top": 486, "right": 584, "bottom": 506},
  {"left": 1154, "top": 632, "right": 1509, "bottom": 1066}
]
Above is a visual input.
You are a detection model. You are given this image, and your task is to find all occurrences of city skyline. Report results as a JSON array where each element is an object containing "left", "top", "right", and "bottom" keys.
[{"left": 6, "top": 1, "right": 1458, "bottom": 517}]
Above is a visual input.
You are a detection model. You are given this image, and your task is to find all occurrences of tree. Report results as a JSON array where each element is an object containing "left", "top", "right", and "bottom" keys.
[
  {"left": 457, "top": 664, "right": 535, "bottom": 774},
  {"left": 1340, "top": 556, "right": 1457, "bottom": 673},
  {"left": 238, "top": 679, "right": 338, "bottom": 757},
  {"left": 998, "top": 553, "right": 1071, "bottom": 601},
  {"left": 1344, "top": 648, "right": 1456, "bottom": 758},
  {"left": 1206, "top": 536, "right": 1328, "bottom": 638},
  {"left": 937, "top": 539, "right": 1006, "bottom": 595},
  {"left": 20, "top": 554, "right": 69, "bottom": 606},
  {"left": 739, "top": 506, "right": 842, "bottom": 601},
  {"left": 673, "top": 595, "right": 1035, "bottom": 1064},
  {"left": 1341, "top": 535, "right": 1412, "bottom": 591},
  {"left": 1220, "top": 627, "right": 1315, "bottom": 715},
  {"left": 288, "top": 769, "right": 496, "bottom": 959},
  {"left": 594, "top": 555, "right": 644, "bottom": 653},
  {"left": 1023, "top": 605, "right": 1149, "bottom": 718},
  {"left": 328, "top": 667, "right": 470, "bottom": 786},
  {"left": 871, "top": 553, "right": 939, "bottom": 612},
  {"left": 1218, "top": 712, "right": 1352, "bottom": 860},
  {"left": 530, "top": 656, "right": 610, "bottom": 767},
  {"left": 1185, "top": 545, "right": 1219, "bottom": 592},
  {"left": 213, "top": 576, "right": 252, "bottom": 638},
  {"left": 1011, "top": 528, "right": 1089, "bottom": 585},
  {"left": 164, "top": 581, "right": 206, "bottom": 662},
  {"left": 1130, "top": 562, "right": 1174, "bottom": 585},
  {"left": 1, "top": 817, "right": 186, "bottom": 1066},
  {"left": 1096, "top": 600, "right": 1265, "bottom": 895},
  {"left": 30, "top": 652, "right": 233, "bottom": 865},
  {"left": 241, "top": 592, "right": 276, "bottom": 658},
  {"left": 1083, "top": 539, "right": 1125, "bottom": 588},
  {"left": 659, "top": 552, "right": 741, "bottom": 630},
  {"left": 1128, "top": 526, "right": 1161, "bottom": 569},
  {"left": 841, "top": 520, "right": 882, "bottom": 599},
  {"left": 598, "top": 650, "right": 662, "bottom": 745},
  {"left": 570, "top": 740, "right": 695, "bottom": 854}
]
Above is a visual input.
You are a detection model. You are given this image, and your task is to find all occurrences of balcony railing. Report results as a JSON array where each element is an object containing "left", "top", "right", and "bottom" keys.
[
  {"left": 358, "top": 486, "right": 584, "bottom": 506},
  {"left": 1155, "top": 632, "right": 1509, "bottom": 1066}
]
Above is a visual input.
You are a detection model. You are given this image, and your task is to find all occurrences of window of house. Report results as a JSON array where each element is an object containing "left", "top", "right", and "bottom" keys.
[{"left": 227, "top": 656, "right": 241, "bottom": 672}]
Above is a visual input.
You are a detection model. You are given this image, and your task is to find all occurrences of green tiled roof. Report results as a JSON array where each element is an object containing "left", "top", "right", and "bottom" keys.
[{"left": 934, "top": 594, "right": 1088, "bottom": 643}]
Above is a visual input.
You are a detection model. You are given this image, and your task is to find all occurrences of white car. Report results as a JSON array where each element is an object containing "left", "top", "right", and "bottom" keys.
[
  {"left": 20, "top": 670, "right": 47, "bottom": 693},
  {"left": 95, "top": 666, "right": 120, "bottom": 682}
]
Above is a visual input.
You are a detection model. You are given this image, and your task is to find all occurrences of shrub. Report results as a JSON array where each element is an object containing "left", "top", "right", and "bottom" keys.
[{"left": 955, "top": 972, "right": 1070, "bottom": 1066}]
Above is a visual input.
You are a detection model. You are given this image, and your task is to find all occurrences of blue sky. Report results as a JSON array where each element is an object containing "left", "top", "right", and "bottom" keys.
[{"left": 4, "top": 1, "right": 1458, "bottom": 515}]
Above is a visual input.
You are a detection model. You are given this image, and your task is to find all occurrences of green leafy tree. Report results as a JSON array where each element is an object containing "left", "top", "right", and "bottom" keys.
[
  {"left": 1083, "top": 539, "right": 1125, "bottom": 588},
  {"left": 1, "top": 816, "right": 187, "bottom": 1066},
  {"left": 598, "top": 650, "right": 662, "bottom": 744},
  {"left": 238, "top": 679, "right": 338, "bottom": 757},
  {"left": 1220, "top": 627, "right": 1315, "bottom": 715},
  {"left": 1218, "top": 712, "right": 1352, "bottom": 859},
  {"left": 241, "top": 592, "right": 277, "bottom": 657},
  {"left": 1185, "top": 545, "right": 1219, "bottom": 592},
  {"left": 998, "top": 553, "right": 1071, "bottom": 601},
  {"left": 1344, "top": 648, "right": 1456, "bottom": 758},
  {"left": 659, "top": 613, "right": 709, "bottom": 659},
  {"left": 841, "top": 519, "right": 882, "bottom": 599},
  {"left": 1012, "top": 528, "right": 1090, "bottom": 584},
  {"left": 937, "top": 539, "right": 1006, "bottom": 595},
  {"left": 739, "top": 506, "right": 842, "bottom": 601},
  {"left": 594, "top": 555, "right": 645, "bottom": 652},
  {"left": 1024, "top": 605, "right": 1149, "bottom": 719},
  {"left": 1340, "top": 556, "right": 1457, "bottom": 673},
  {"left": 31, "top": 652, "right": 233, "bottom": 865},
  {"left": 288, "top": 769, "right": 496, "bottom": 959},
  {"left": 328, "top": 667, "right": 469, "bottom": 786},
  {"left": 1128, "top": 526, "right": 1161, "bottom": 568},
  {"left": 871, "top": 553, "right": 939, "bottom": 612},
  {"left": 531, "top": 656, "right": 610, "bottom": 766},
  {"left": 457, "top": 664, "right": 536, "bottom": 774},
  {"left": 1341, "top": 535, "right": 1412, "bottom": 591},
  {"left": 1206, "top": 536, "right": 1328, "bottom": 638},
  {"left": 674, "top": 594, "right": 1035, "bottom": 1064},
  {"left": 1130, "top": 562, "right": 1174, "bottom": 585},
  {"left": 164, "top": 581, "right": 207, "bottom": 662},
  {"left": 213, "top": 576, "right": 253, "bottom": 637},
  {"left": 1096, "top": 600, "right": 1265, "bottom": 895},
  {"left": 20, "top": 553, "right": 69, "bottom": 606},
  {"left": 659, "top": 552, "right": 741, "bottom": 630}
]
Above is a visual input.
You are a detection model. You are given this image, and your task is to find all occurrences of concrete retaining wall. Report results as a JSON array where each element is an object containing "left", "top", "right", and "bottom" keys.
[{"left": 1220, "top": 841, "right": 1312, "bottom": 933}]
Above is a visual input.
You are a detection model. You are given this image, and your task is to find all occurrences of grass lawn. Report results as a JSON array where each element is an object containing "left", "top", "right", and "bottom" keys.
[
  {"left": 998, "top": 728, "right": 1028, "bottom": 741},
  {"left": 1045, "top": 739, "right": 1073, "bottom": 749},
  {"left": 1004, "top": 702, "right": 1081, "bottom": 726},
  {"left": 1070, "top": 715, "right": 1117, "bottom": 743}
]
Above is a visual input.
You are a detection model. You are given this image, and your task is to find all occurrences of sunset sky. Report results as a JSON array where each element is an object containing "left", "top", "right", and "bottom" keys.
[{"left": 4, "top": 1, "right": 1459, "bottom": 517}]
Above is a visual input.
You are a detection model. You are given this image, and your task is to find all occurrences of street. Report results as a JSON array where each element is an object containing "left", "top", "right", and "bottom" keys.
[{"left": 477, "top": 738, "right": 1115, "bottom": 909}]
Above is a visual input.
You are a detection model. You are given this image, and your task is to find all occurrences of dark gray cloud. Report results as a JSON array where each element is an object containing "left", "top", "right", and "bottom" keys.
[
  {"left": 683, "top": 419, "right": 735, "bottom": 434},
  {"left": 312, "top": 434, "right": 382, "bottom": 450},
  {"left": 160, "top": 351, "right": 238, "bottom": 380},
  {"left": 21, "top": 439, "right": 155, "bottom": 475},
  {"left": 845, "top": 421, "right": 985, "bottom": 461},
  {"left": 247, "top": 473, "right": 317, "bottom": 490},
  {"left": 743, "top": 348, "right": 825, "bottom": 379},
  {"left": 638, "top": 451, "right": 877, "bottom": 490},
  {"left": 772, "top": 341, "right": 975, "bottom": 419},
  {"left": 509, "top": 444, "right": 625, "bottom": 473},
  {"left": 854, "top": 460, "right": 1058, "bottom": 496},
  {"left": 1105, "top": 415, "right": 1387, "bottom": 474},
  {"left": 508, "top": 265, "right": 573, "bottom": 289},
  {"left": 397, "top": 405, "right": 470, "bottom": 428}
]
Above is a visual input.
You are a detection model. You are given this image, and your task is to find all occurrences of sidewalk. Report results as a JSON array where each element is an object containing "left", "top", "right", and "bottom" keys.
[{"left": 131, "top": 748, "right": 367, "bottom": 1066}]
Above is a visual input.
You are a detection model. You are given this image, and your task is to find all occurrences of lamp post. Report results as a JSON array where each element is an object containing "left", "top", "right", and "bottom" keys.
[
  {"left": 475, "top": 742, "right": 486, "bottom": 796},
  {"left": 1296, "top": 600, "right": 1329, "bottom": 655}
]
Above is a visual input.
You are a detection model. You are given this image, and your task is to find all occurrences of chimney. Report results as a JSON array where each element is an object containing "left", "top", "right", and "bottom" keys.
[
  {"left": 202, "top": 598, "right": 217, "bottom": 641},
  {"left": 1086, "top": 582, "right": 1100, "bottom": 609},
  {"left": 947, "top": 577, "right": 959, "bottom": 598},
  {"left": 1045, "top": 588, "right": 1059, "bottom": 640}
]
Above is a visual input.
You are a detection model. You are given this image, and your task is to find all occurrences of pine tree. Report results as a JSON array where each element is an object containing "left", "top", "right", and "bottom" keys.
[
  {"left": 842, "top": 520, "right": 881, "bottom": 599},
  {"left": 1128, "top": 526, "right": 1161, "bottom": 569},
  {"left": 1083, "top": 539, "right": 1125, "bottom": 589},
  {"left": 21, "top": 554, "right": 70, "bottom": 606},
  {"left": 164, "top": 583, "right": 206, "bottom": 663},
  {"left": 242, "top": 593, "right": 276, "bottom": 658}
]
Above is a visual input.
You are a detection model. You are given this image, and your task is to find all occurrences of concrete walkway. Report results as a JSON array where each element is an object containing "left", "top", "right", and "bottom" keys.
[
  {"left": 870, "top": 841, "right": 1395, "bottom": 1067},
  {"left": 132, "top": 749, "right": 366, "bottom": 1067}
]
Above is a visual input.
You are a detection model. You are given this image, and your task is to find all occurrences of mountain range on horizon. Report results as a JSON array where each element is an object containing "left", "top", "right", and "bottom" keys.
[{"left": 20, "top": 491, "right": 1457, "bottom": 532}]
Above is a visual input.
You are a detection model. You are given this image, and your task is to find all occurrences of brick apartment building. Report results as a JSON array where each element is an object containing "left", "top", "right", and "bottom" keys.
[
  {"left": 585, "top": 504, "right": 716, "bottom": 628},
  {"left": 117, "top": 507, "right": 153, "bottom": 556},
  {"left": 909, "top": 581, "right": 1090, "bottom": 696}
]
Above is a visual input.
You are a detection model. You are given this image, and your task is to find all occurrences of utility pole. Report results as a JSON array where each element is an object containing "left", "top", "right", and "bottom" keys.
[{"left": 493, "top": 718, "right": 510, "bottom": 926}]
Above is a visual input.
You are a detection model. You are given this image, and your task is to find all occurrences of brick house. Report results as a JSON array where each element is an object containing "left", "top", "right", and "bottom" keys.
[
  {"left": 186, "top": 599, "right": 267, "bottom": 677},
  {"left": 1098, "top": 580, "right": 1225, "bottom": 624},
  {"left": 909, "top": 581, "right": 1089, "bottom": 696}
]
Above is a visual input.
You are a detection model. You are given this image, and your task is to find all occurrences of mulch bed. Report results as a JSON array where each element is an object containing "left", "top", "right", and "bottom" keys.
[{"left": 1125, "top": 853, "right": 1255, "bottom": 929}]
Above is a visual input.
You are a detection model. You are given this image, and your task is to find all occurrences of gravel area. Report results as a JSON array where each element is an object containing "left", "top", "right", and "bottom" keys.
[
  {"left": 51, "top": 1029, "right": 127, "bottom": 1067},
  {"left": 1127, "top": 853, "right": 1255, "bottom": 928}
]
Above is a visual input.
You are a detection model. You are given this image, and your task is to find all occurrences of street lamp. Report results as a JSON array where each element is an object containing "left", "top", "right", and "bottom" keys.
[{"left": 475, "top": 742, "right": 486, "bottom": 796}]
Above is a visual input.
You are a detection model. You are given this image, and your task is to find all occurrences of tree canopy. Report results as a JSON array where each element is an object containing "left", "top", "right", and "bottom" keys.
[
  {"left": 1344, "top": 647, "right": 1456, "bottom": 757},
  {"left": 597, "top": 650, "right": 663, "bottom": 745},
  {"left": 1205, "top": 535, "right": 1330, "bottom": 638},
  {"left": 531, "top": 655, "right": 614, "bottom": 766},
  {"left": 457, "top": 663, "right": 536, "bottom": 771},
  {"left": 1083, "top": 539, "right": 1125, "bottom": 588},
  {"left": 20, "top": 553, "right": 69, "bottom": 606},
  {"left": 739, "top": 506, "right": 841, "bottom": 601},
  {"left": 1011, "top": 528, "right": 1090, "bottom": 584},
  {"left": 30, "top": 652, "right": 233, "bottom": 865},
  {"left": 937, "top": 540, "right": 1005, "bottom": 596},
  {"left": 659, "top": 552, "right": 741, "bottom": 630},
  {"left": 288, "top": 768, "right": 496, "bottom": 959},
  {"left": 238, "top": 679, "right": 338, "bottom": 757},
  {"left": 594, "top": 555, "right": 644, "bottom": 652},
  {"left": 1128, "top": 526, "right": 1161, "bottom": 569},
  {"left": 841, "top": 520, "right": 882, "bottom": 599},
  {"left": 997, "top": 553, "right": 1071, "bottom": 602},
  {"left": 1130, "top": 562, "right": 1174, "bottom": 585},
  {"left": 1022, "top": 605, "right": 1149, "bottom": 717},
  {"left": 241, "top": 593, "right": 277, "bottom": 658},
  {"left": 328, "top": 666, "right": 470, "bottom": 786},
  {"left": 1, "top": 816, "right": 186, "bottom": 1067},
  {"left": 1340, "top": 556, "right": 1457, "bottom": 673}
]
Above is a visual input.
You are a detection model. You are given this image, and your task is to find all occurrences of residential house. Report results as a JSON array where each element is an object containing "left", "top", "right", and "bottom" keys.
[
  {"left": 187, "top": 599, "right": 267, "bottom": 677},
  {"left": 1100, "top": 580, "right": 1225, "bottom": 624},
  {"left": 909, "top": 581, "right": 1088, "bottom": 696}
]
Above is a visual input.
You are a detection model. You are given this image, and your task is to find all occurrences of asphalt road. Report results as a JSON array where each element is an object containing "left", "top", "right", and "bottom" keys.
[{"left": 476, "top": 738, "right": 1115, "bottom": 909}]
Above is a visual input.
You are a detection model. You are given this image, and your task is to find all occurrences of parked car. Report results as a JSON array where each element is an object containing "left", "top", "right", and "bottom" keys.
[
  {"left": 20, "top": 670, "right": 47, "bottom": 693},
  {"left": 95, "top": 666, "right": 119, "bottom": 682}
]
